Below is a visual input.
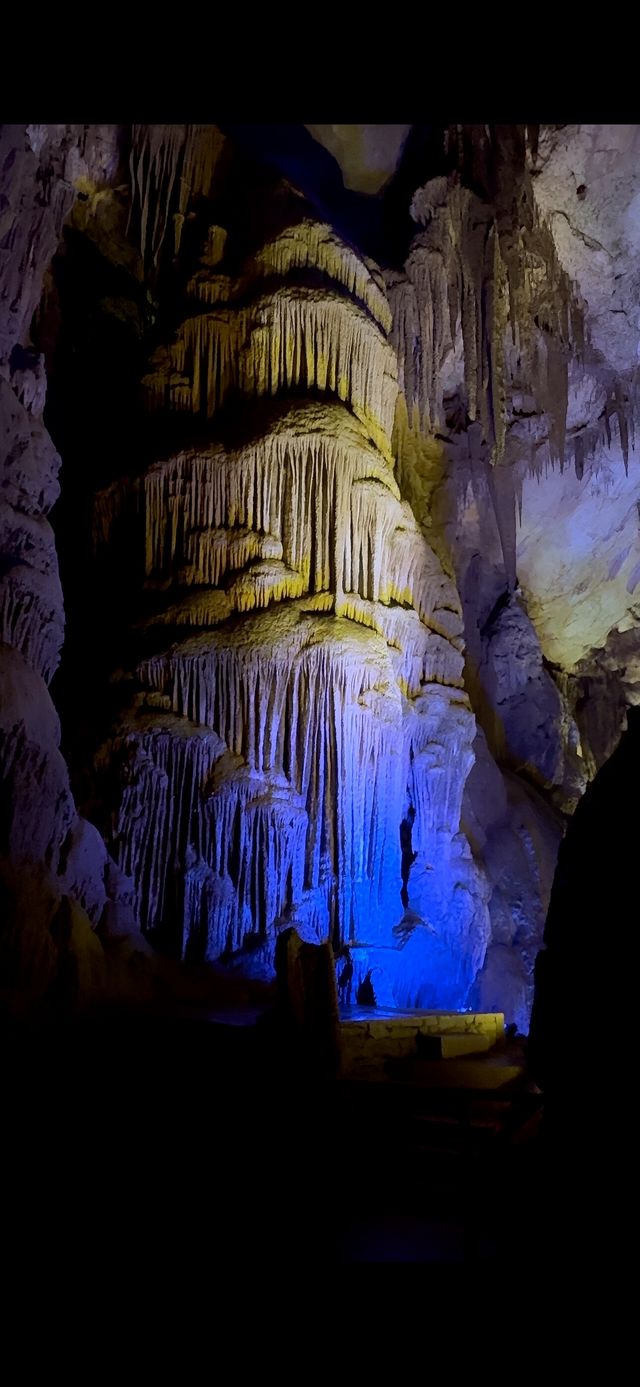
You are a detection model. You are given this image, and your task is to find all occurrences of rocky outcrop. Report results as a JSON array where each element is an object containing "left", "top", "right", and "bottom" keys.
[
  {"left": 384, "top": 137, "right": 602, "bottom": 1018},
  {"left": 568, "top": 624, "right": 640, "bottom": 775},
  {"left": 386, "top": 136, "right": 639, "bottom": 657},
  {"left": 388, "top": 158, "right": 583, "bottom": 471},
  {"left": 463, "top": 729, "right": 563, "bottom": 1032},
  {"left": 532, "top": 125, "right": 640, "bottom": 378},
  {"left": 475, "top": 590, "right": 584, "bottom": 806},
  {"left": 0, "top": 125, "right": 174, "bottom": 1015}
]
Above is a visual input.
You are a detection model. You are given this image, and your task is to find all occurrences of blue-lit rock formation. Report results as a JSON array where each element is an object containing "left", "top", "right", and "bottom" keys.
[{"left": 96, "top": 197, "right": 491, "bottom": 1007}]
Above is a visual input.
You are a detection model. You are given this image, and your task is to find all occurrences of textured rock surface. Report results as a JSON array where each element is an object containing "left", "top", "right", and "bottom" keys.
[
  {"left": 476, "top": 591, "right": 583, "bottom": 804},
  {"left": 95, "top": 191, "right": 488, "bottom": 1007},
  {"left": 3, "top": 121, "right": 640, "bottom": 1031},
  {"left": 305, "top": 125, "right": 412, "bottom": 195},
  {"left": 0, "top": 131, "right": 117, "bottom": 946},
  {"left": 0, "top": 125, "right": 223, "bottom": 1015},
  {"left": 380, "top": 127, "right": 638, "bottom": 1021},
  {"left": 533, "top": 125, "right": 640, "bottom": 377},
  {"left": 463, "top": 731, "right": 563, "bottom": 1032}
]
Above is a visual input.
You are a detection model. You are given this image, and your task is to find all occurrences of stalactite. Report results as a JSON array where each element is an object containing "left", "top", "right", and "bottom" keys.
[
  {"left": 99, "top": 210, "right": 479, "bottom": 980},
  {"left": 189, "top": 219, "right": 391, "bottom": 331},
  {"left": 142, "top": 589, "right": 233, "bottom": 629},
  {"left": 130, "top": 404, "right": 396, "bottom": 608},
  {"left": 247, "top": 221, "right": 392, "bottom": 333},
  {"left": 105, "top": 401, "right": 461, "bottom": 636},
  {"left": 92, "top": 476, "right": 136, "bottom": 551},
  {"left": 129, "top": 586, "right": 473, "bottom": 955},
  {"left": 145, "top": 288, "right": 398, "bottom": 461},
  {"left": 124, "top": 609, "right": 394, "bottom": 949},
  {"left": 128, "top": 124, "right": 225, "bottom": 267},
  {"left": 100, "top": 713, "right": 225, "bottom": 941},
  {"left": 487, "top": 460, "right": 518, "bottom": 592},
  {"left": 200, "top": 770, "right": 308, "bottom": 956},
  {"left": 391, "top": 170, "right": 582, "bottom": 481},
  {"left": 540, "top": 335, "right": 568, "bottom": 468},
  {"left": 614, "top": 383, "right": 630, "bottom": 474},
  {"left": 486, "top": 226, "right": 508, "bottom": 465},
  {"left": 0, "top": 564, "right": 63, "bottom": 682},
  {"left": 336, "top": 595, "right": 465, "bottom": 695},
  {"left": 405, "top": 686, "right": 475, "bottom": 852}
]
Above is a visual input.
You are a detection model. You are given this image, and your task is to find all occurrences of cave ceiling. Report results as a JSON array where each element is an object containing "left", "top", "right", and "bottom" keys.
[{"left": 304, "top": 124, "right": 413, "bottom": 195}]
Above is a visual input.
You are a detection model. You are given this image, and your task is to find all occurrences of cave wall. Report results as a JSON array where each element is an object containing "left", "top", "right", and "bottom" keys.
[
  {"left": 379, "top": 131, "right": 640, "bottom": 1026},
  {"left": 3, "top": 121, "right": 639, "bottom": 1029},
  {"left": 0, "top": 125, "right": 127, "bottom": 1011}
]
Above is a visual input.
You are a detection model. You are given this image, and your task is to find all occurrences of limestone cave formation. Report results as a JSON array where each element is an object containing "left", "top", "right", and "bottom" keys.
[
  {"left": 4, "top": 116, "right": 638, "bottom": 1270},
  {"left": 2, "top": 121, "right": 640, "bottom": 1052}
]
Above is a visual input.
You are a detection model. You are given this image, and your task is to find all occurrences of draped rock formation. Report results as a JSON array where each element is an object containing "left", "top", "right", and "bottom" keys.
[{"left": 96, "top": 202, "right": 490, "bottom": 1007}]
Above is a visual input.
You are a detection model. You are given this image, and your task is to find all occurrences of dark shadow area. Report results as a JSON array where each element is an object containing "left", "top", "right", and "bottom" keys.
[
  {"left": 36, "top": 223, "right": 154, "bottom": 812},
  {"left": 400, "top": 804, "right": 418, "bottom": 909},
  {"left": 216, "top": 124, "right": 537, "bottom": 272},
  {"left": 218, "top": 123, "right": 451, "bottom": 268},
  {"left": 528, "top": 706, "right": 640, "bottom": 1262},
  {"left": 1, "top": 1013, "right": 341, "bottom": 1276},
  {"left": 2, "top": 1012, "right": 542, "bottom": 1275}
]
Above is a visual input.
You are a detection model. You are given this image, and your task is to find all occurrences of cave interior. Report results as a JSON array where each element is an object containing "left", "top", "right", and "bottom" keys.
[{"left": 2, "top": 120, "right": 639, "bottom": 1268}]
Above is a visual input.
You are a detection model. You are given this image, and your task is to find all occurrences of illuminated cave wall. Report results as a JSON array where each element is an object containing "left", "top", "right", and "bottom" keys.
[
  {"left": 0, "top": 124, "right": 145, "bottom": 1015},
  {"left": 94, "top": 173, "right": 491, "bottom": 1010},
  {"left": 3, "top": 122, "right": 640, "bottom": 1029}
]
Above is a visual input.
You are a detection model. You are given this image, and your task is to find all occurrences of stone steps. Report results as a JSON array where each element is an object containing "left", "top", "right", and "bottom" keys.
[
  {"left": 339, "top": 1007, "right": 505, "bottom": 1076},
  {"left": 336, "top": 1049, "right": 539, "bottom": 1185},
  {"left": 335, "top": 1023, "right": 538, "bottom": 1178}
]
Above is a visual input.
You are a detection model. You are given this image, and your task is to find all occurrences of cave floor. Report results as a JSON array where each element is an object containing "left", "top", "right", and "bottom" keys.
[
  {"left": 3, "top": 1007, "right": 551, "bottom": 1272},
  {"left": 333, "top": 1032, "right": 542, "bottom": 1262}
]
